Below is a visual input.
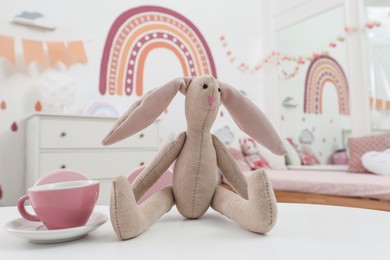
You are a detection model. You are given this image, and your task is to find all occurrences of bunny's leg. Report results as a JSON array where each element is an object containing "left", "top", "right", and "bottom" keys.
[
  {"left": 211, "top": 169, "right": 277, "bottom": 234},
  {"left": 110, "top": 133, "right": 186, "bottom": 240},
  {"left": 111, "top": 176, "right": 174, "bottom": 239},
  {"left": 211, "top": 135, "right": 277, "bottom": 233}
]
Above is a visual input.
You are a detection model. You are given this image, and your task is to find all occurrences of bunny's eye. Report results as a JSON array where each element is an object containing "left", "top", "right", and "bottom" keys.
[
  {"left": 203, "top": 84, "right": 208, "bottom": 89},
  {"left": 218, "top": 88, "right": 221, "bottom": 92}
]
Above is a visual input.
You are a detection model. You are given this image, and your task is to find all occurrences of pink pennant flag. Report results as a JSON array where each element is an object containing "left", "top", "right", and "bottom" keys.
[
  {"left": 68, "top": 41, "right": 88, "bottom": 64},
  {"left": 47, "top": 41, "right": 68, "bottom": 66},
  {"left": 22, "top": 39, "right": 46, "bottom": 65},
  {"left": 0, "top": 35, "right": 16, "bottom": 64}
]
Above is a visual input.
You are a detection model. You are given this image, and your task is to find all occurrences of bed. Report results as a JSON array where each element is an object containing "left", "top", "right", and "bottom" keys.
[
  {"left": 266, "top": 168, "right": 390, "bottom": 211},
  {"left": 223, "top": 142, "right": 390, "bottom": 211},
  {"left": 221, "top": 168, "right": 390, "bottom": 211}
]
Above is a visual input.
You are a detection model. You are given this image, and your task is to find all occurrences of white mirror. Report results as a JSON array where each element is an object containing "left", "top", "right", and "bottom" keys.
[
  {"left": 277, "top": 6, "right": 351, "bottom": 165},
  {"left": 364, "top": 0, "right": 390, "bottom": 131}
]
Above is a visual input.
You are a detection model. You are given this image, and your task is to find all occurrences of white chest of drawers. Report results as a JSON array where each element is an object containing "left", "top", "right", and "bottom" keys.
[{"left": 25, "top": 114, "right": 159, "bottom": 205}]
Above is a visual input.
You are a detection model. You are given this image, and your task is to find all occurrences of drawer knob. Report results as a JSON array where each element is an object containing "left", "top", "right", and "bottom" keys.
[
  {"left": 60, "top": 165, "right": 66, "bottom": 169},
  {"left": 139, "top": 162, "right": 145, "bottom": 166},
  {"left": 139, "top": 133, "right": 144, "bottom": 138},
  {"left": 60, "top": 132, "right": 67, "bottom": 137}
]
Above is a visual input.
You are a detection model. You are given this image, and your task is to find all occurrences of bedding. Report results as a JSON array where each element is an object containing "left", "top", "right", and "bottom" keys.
[
  {"left": 225, "top": 146, "right": 390, "bottom": 210},
  {"left": 361, "top": 149, "right": 390, "bottom": 176},
  {"left": 348, "top": 132, "right": 390, "bottom": 172},
  {"left": 266, "top": 169, "right": 390, "bottom": 201}
]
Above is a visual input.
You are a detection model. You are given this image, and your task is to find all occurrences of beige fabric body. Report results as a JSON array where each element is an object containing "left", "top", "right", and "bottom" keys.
[{"left": 106, "top": 76, "right": 284, "bottom": 240}]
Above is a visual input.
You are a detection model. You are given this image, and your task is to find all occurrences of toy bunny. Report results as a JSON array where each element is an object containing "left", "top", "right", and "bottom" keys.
[
  {"left": 240, "top": 137, "right": 270, "bottom": 170},
  {"left": 102, "top": 76, "right": 286, "bottom": 240}
]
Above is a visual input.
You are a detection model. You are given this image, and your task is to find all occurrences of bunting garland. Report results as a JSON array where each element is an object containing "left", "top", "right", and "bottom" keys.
[
  {"left": 219, "top": 17, "right": 383, "bottom": 79},
  {"left": 370, "top": 97, "right": 390, "bottom": 111},
  {"left": 0, "top": 35, "right": 88, "bottom": 66},
  {"left": 47, "top": 42, "right": 67, "bottom": 66},
  {"left": 219, "top": 34, "right": 345, "bottom": 79},
  {"left": 68, "top": 41, "right": 88, "bottom": 64}
]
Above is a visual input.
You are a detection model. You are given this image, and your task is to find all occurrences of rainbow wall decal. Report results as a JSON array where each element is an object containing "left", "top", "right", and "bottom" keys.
[
  {"left": 99, "top": 6, "right": 217, "bottom": 96},
  {"left": 304, "top": 56, "right": 350, "bottom": 115}
]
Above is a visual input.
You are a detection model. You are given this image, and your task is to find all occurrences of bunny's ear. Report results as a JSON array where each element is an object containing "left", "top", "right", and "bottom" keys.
[
  {"left": 219, "top": 81, "right": 287, "bottom": 156},
  {"left": 102, "top": 77, "right": 192, "bottom": 145}
]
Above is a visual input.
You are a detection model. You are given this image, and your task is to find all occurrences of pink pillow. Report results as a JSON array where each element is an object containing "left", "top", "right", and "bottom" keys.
[{"left": 348, "top": 133, "right": 390, "bottom": 172}]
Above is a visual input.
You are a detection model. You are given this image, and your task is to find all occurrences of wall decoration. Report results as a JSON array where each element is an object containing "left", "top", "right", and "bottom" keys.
[
  {"left": 217, "top": 15, "right": 384, "bottom": 78},
  {"left": 68, "top": 41, "right": 88, "bottom": 64},
  {"left": 213, "top": 126, "right": 235, "bottom": 146},
  {"left": 47, "top": 42, "right": 67, "bottom": 66},
  {"left": 0, "top": 35, "right": 88, "bottom": 66},
  {"left": 11, "top": 122, "right": 18, "bottom": 132},
  {"left": 23, "top": 39, "right": 46, "bottom": 65},
  {"left": 84, "top": 101, "right": 119, "bottom": 117},
  {"left": 370, "top": 97, "right": 390, "bottom": 111},
  {"left": 41, "top": 73, "right": 77, "bottom": 113},
  {"left": 12, "top": 11, "right": 56, "bottom": 30},
  {"left": 34, "top": 101, "right": 42, "bottom": 112},
  {"left": 220, "top": 35, "right": 344, "bottom": 77},
  {"left": 304, "top": 56, "right": 350, "bottom": 115},
  {"left": 99, "top": 5, "right": 216, "bottom": 97},
  {"left": 282, "top": 96, "right": 298, "bottom": 108},
  {"left": 299, "top": 129, "right": 315, "bottom": 144},
  {"left": 0, "top": 35, "right": 15, "bottom": 64},
  {"left": 219, "top": 21, "right": 381, "bottom": 77}
]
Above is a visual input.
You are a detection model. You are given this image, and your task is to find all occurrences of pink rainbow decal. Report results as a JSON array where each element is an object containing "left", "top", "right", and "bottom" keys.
[
  {"left": 304, "top": 56, "right": 350, "bottom": 115},
  {"left": 99, "top": 5, "right": 217, "bottom": 96}
]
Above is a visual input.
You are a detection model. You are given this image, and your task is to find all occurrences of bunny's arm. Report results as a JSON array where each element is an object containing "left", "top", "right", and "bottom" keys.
[
  {"left": 212, "top": 134, "right": 248, "bottom": 199},
  {"left": 132, "top": 132, "right": 186, "bottom": 201}
]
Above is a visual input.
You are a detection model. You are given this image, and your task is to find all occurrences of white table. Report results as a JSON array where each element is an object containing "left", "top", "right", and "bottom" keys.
[{"left": 1, "top": 204, "right": 390, "bottom": 260}]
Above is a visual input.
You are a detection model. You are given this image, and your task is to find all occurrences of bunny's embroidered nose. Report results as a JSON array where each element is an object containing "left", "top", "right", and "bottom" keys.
[{"left": 208, "top": 96, "right": 216, "bottom": 106}]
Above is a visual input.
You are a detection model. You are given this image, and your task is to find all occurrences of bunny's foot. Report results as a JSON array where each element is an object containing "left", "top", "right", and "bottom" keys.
[
  {"left": 211, "top": 169, "right": 277, "bottom": 233},
  {"left": 110, "top": 176, "right": 175, "bottom": 240}
]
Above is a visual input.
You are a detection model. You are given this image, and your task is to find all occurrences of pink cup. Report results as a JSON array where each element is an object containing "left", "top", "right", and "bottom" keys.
[{"left": 17, "top": 180, "right": 99, "bottom": 230}]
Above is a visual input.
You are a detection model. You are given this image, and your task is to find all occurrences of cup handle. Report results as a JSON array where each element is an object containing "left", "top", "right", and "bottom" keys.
[{"left": 17, "top": 195, "right": 40, "bottom": 222}]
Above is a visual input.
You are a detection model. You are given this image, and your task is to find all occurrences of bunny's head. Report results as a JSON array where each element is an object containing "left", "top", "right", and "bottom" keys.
[
  {"left": 103, "top": 76, "right": 286, "bottom": 156},
  {"left": 184, "top": 76, "right": 221, "bottom": 133}
]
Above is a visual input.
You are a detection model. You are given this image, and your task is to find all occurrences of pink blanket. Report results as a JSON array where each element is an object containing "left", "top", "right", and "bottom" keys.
[{"left": 266, "top": 170, "right": 390, "bottom": 201}]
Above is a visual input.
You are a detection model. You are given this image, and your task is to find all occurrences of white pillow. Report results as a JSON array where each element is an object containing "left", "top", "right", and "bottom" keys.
[
  {"left": 361, "top": 149, "right": 390, "bottom": 176},
  {"left": 257, "top": 145, "right": 287, "bottom": 170}
]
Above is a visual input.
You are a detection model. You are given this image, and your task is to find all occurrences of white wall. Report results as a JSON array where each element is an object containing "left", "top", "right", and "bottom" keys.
[{"left": 0, "top": 0, "right": 271, "bottom": 205}]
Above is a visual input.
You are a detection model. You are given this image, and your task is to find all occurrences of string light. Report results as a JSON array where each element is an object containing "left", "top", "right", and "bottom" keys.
[{"left": 220, "top": 20, "right": 381, "bottom": 79}]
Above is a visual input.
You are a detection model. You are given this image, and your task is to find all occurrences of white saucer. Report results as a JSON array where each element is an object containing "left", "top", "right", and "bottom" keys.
[{"left": 4, "top": 211, "right": 107, "bottom": 244}]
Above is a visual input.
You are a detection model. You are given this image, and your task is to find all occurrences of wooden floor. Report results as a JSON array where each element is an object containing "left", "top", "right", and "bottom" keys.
[
  {"left": 275, "top": 190, "right": 390, "bottom": 212},
  {"left": 219, "top": 183, "right": 390, "bottom": 212}
]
